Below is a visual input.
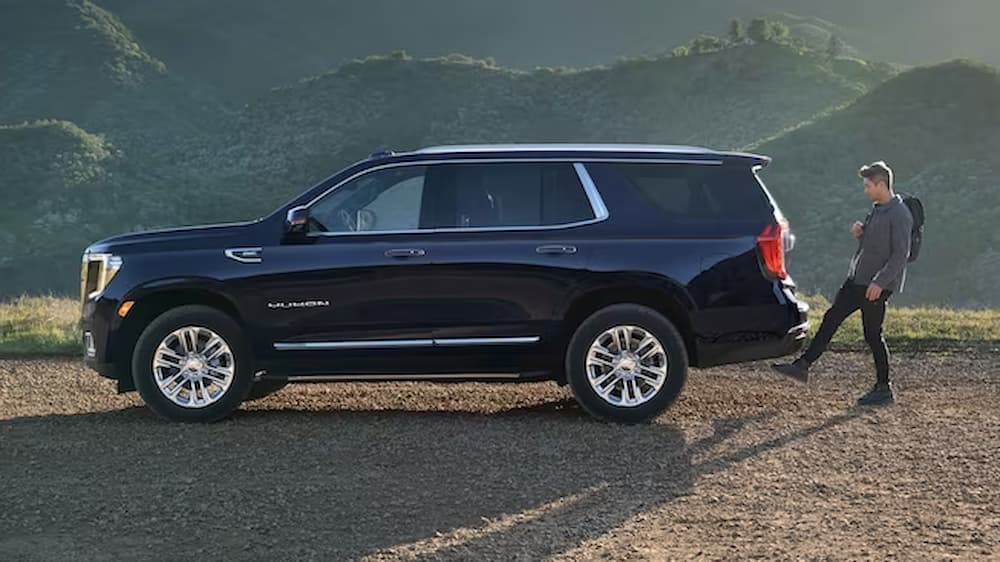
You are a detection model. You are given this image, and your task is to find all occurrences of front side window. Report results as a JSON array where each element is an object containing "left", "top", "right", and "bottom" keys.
[{"left": 309, "top": 166, "right": 427, "bottom": 233}]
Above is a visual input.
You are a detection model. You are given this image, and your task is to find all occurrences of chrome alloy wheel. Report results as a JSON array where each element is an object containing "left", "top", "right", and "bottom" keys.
[
  {"left": 585, "top": 325, "right": 668, "bottom": 407},
  {"left": 152, "top": 326, "right": 235, "bottom": 408}
]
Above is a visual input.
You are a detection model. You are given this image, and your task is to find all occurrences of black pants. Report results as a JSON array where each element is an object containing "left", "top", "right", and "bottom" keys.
[{"left": 803, "top": 280, "right": 892, "bottom": 384}]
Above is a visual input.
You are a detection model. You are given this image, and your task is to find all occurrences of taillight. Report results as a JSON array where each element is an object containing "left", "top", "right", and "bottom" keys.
[{"left": 757, "top": 222, "right": 788, "bottom": 280}]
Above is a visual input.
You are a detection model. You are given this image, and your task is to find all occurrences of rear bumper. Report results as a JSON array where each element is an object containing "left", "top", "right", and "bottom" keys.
[
  {"left": 695, "top": 323, "right": 808, "bottom": 368},
  {"left": 692, "top": 282, "right": 809, "bottom": 368}
]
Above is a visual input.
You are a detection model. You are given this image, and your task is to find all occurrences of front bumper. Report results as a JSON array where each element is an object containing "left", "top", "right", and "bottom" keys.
[{"left": 81, "top": 297, "right": 124, "bottom": 384}]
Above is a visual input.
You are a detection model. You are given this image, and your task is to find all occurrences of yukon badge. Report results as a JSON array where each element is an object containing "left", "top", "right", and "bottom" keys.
[{"left": 267, "top": 300, "right": 331, "bottom": 310}]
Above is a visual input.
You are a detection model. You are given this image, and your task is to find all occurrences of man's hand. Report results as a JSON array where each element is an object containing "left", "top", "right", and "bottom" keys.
[
  {"left": 865, "top": 283, "right": 883, "bottom": 301},
  {"left": 851, "top": 221, "right": 865, "bottom": 239}
]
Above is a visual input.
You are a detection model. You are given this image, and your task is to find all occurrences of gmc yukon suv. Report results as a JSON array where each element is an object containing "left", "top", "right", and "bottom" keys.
[{"left": 80, "top": 144, "right": 808, "bottom": 423}]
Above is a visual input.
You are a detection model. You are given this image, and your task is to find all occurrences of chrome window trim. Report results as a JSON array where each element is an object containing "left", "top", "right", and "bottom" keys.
[
  {"left": 300, "top": 158, "right": 721, "bottom": 238},
  {"left": 574, "top": 163, "right": 608, "bottom": 220},
  {"left": 273, "top": 335, "right": 541, "bottom": 351}
]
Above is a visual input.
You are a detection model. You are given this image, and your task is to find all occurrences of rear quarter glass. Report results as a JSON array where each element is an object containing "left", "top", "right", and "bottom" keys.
[{"left": 586, "top": 161, "right": 776, "bottom": 236}]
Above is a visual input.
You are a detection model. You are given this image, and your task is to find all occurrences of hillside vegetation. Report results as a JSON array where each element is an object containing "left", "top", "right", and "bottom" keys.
[
  {"left": 218, "top": 44, "right": 888, "bottom": 217},
  {"left": 89, "top": 0, "right": 1000, "bottom": 98},
  {"left": 1, "top": 2, "right": 997, "bottom": 308},
  {"left": 757, "top": 61, "right": 1000, "bottom": 307}
]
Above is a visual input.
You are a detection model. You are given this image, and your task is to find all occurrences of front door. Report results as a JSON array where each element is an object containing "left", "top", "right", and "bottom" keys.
[{"left": 247, "top": 164, "right": 444, "bottom": 374}]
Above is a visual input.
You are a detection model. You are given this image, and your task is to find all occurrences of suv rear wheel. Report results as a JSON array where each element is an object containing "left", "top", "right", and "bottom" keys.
[
  {"left": 132, "top": 305, "right": 253, "bottom": 422},
  {"left": 566, "top": 304, "right": 688, "bottom": 423}
]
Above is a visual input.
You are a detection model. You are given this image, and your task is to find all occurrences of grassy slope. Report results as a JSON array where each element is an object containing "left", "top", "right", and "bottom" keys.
[
  {"left": 756, "top": 60, "right": 1000, "bottom": 308},
  {"left": 93, "top": 0, "right": 1000, "bottom": 98},
  {"left": 0, "top": 121, "right": 119, "bottom": 280},
  {"left": 0, "top": 0, "right": 166, "bottom": 127},
  {"left": 213, "top": 44, "right": 886, "bottom": 220}
]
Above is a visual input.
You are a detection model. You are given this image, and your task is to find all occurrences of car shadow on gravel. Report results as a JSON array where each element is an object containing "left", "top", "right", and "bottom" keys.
[{"left": 0, "top": 401, "right": 865, "bottom": 560}]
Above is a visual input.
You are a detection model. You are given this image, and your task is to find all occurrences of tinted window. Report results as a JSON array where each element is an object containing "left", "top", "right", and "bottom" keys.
[
  {"left": 422, "top": 163, "right": 594, "bottom": 228},
  {"left": 309, "top": 166, "right": 427, "bottom": 232},
  {"left": 611, "top": 163, "right": 772, "bottom": 222}
]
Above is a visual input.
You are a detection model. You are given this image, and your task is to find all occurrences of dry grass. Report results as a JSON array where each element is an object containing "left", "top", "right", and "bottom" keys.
[
  {"left": 800, "top": 294, "right": 1000, "bottom": 347},
  {"left": 0, "top": 295, "right": 79, "bottom": 356},
  {"left": 2, "top": 295, "right": 999, "bottom": 357}
]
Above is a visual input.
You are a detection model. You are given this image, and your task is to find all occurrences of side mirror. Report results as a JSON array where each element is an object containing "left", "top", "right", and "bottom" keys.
[{"left": 285, "top": 206, "right": 310, "bottom": 235}]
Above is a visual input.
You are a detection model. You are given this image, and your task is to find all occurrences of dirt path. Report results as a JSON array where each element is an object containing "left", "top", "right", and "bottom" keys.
[{"left": 1, "top": 352, "right": 998, "bottom": 561}]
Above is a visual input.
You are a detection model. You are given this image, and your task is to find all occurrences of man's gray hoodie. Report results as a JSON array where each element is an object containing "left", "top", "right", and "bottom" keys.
[{"left": 848, "top": 195, "right": 914, "bottom": 293}]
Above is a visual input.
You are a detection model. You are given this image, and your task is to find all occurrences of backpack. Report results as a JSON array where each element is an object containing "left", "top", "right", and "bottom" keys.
[{"left": 899, "top": 193, "right": 924, "bottom": 262}]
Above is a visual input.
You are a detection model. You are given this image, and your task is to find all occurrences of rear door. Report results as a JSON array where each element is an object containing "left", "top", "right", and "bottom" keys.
[{"left": 411, "top": 160, "right": 604, "bottom": 368}]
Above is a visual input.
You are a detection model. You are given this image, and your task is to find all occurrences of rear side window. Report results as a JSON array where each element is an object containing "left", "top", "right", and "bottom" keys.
[
  {"left": 611, "top": 163, "right": 772, "bottom": 222},
  {"left": 422, "top": 162, "right": 595, "bottom": 228}
]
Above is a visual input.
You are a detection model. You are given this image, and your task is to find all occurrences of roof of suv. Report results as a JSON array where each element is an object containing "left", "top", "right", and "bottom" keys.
[{"left": 406, "top": 144, "right": 770, "bottom": 165}]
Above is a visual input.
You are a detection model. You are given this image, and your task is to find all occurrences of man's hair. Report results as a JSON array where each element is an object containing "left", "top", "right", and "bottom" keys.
[{"left": 859, "top": 161, "right": 893, "bottom": 190}]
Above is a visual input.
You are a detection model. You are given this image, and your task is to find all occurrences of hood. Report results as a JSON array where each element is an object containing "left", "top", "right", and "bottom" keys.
[{"left": 85, "top": 220, "right": 268, "bottom": 255}]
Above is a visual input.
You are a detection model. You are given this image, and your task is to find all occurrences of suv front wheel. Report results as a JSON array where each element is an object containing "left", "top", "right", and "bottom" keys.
[
  {"left": 566, "top": 304, "right": 688, "bottom": 423},
  {"left": 132, "top": 305, "right": 253, "bottom": 422}
]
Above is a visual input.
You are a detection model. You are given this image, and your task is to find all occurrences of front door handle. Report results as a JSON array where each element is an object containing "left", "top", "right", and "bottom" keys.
[
  {"left": 535, "top": 244, "right": 578, "bottom": 255},
  {"left": 385, "top": 248, "right": 426, "bottom": 258}
]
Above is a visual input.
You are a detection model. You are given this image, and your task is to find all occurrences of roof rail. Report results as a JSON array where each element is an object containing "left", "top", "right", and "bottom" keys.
[{"left": 415, "top": 143, "right": 714, "bottom": 155}]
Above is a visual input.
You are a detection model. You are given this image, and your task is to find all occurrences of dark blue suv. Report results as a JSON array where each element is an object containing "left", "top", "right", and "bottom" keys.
[{"left": 80, "top": 144, "right": 808, "bottom": 423}]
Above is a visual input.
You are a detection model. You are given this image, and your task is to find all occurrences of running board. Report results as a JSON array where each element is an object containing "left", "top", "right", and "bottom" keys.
[{"left": 278, "top": 373, "right": 524, "bottom": 382}]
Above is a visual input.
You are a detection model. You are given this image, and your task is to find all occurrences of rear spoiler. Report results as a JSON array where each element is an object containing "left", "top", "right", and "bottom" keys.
[{"left": 721, "top": 151, "right": 772, "bottom": 168}]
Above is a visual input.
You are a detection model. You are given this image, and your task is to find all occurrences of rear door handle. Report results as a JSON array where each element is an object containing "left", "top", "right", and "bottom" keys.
[
  {"left": 535, "top": 244, "right": 577, "bottom": 255},
  {"left": 385, "top": 248, "right": 426, "bottom": 258}
]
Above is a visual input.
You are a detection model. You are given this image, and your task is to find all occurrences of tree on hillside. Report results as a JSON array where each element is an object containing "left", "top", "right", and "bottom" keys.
[
  {"left": 827, "top": 35, "right": 846, "bottom": 59},
  {"left": 690, "top": 35, "right": 724, "bottom": 54},
  {"left": 747, "top": 18, "right": 771, "bottom": 43},
  {"left": 768, "top": 20, "right": 790, "bottom": 41},
  {"left": 728, "top": 18, "right": 745, "bottom": 45}
]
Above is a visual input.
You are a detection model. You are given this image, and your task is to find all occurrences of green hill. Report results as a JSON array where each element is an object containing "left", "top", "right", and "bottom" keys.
[
  {"left": 215, "top": 43, "right": 888, "bottom": 218},
  {"left": 756, "top": 60, "right": 1000, "bottom": 308},
  {"left": 0, "top": 0, "right": 166, "bottom": 127},
  {"left": 4, "top": 3, "right": 994, "bottom": 308},
  {"left": 91, "top": 0, "right": 1000, "bottom": 98},
  {"left": 0, "top": 121, "right": 127, "bottom": 295},
  {"left": 0, "top": 0, "right": 229, "bottom": 159},
  {"left": 0, "top": 40, "right": 892, "bottom": 297}
]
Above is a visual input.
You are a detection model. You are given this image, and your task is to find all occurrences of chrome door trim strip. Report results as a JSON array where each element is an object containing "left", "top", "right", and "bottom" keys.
[
  {"left": 433, "top": 336, "right": 541, "bottom": 346},
  {"left": 273, "top": 336, "right": 541, "bottom": 351},
  {"left": 274, "top": 339, "right": 434, "bottom": 351}
]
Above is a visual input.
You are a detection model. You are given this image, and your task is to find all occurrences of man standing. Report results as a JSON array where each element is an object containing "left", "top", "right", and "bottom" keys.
[{"left": 773, "top": 161, "right": 913, "bottom": 405}]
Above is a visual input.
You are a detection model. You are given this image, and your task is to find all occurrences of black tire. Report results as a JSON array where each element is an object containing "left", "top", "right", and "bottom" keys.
[
  {"left": 565, "top": 304, "right": 688, "bottom": 424},
  {"left": 132, "top": 305, "right": 253, "bottom": 422},
  {"left": 245, "top": 380, "right": 288, "bottom": 401}
]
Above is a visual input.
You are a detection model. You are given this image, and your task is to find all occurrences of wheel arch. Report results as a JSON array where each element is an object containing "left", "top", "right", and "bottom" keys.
[
  {"left": 111, "top": 281, "right": 245, "bottom": 392},
  {"left": 558, "top": 277, "right": 698, "bottom": 382}
]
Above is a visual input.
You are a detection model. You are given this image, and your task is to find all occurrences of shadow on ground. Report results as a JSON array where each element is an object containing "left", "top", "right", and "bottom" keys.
[{"left": 0, "top": 399, "right": 864, "bottom": 560}]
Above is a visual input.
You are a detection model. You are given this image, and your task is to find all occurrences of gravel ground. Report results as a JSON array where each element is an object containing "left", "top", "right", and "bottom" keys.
[{"left": 1, "top": 352, "right": 999, "bottom": 561}]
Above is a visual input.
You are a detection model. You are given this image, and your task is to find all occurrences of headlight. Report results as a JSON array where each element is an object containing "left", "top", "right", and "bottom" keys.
[{"left": 80, "top": 253, "right": 123, "bottom": 301}]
